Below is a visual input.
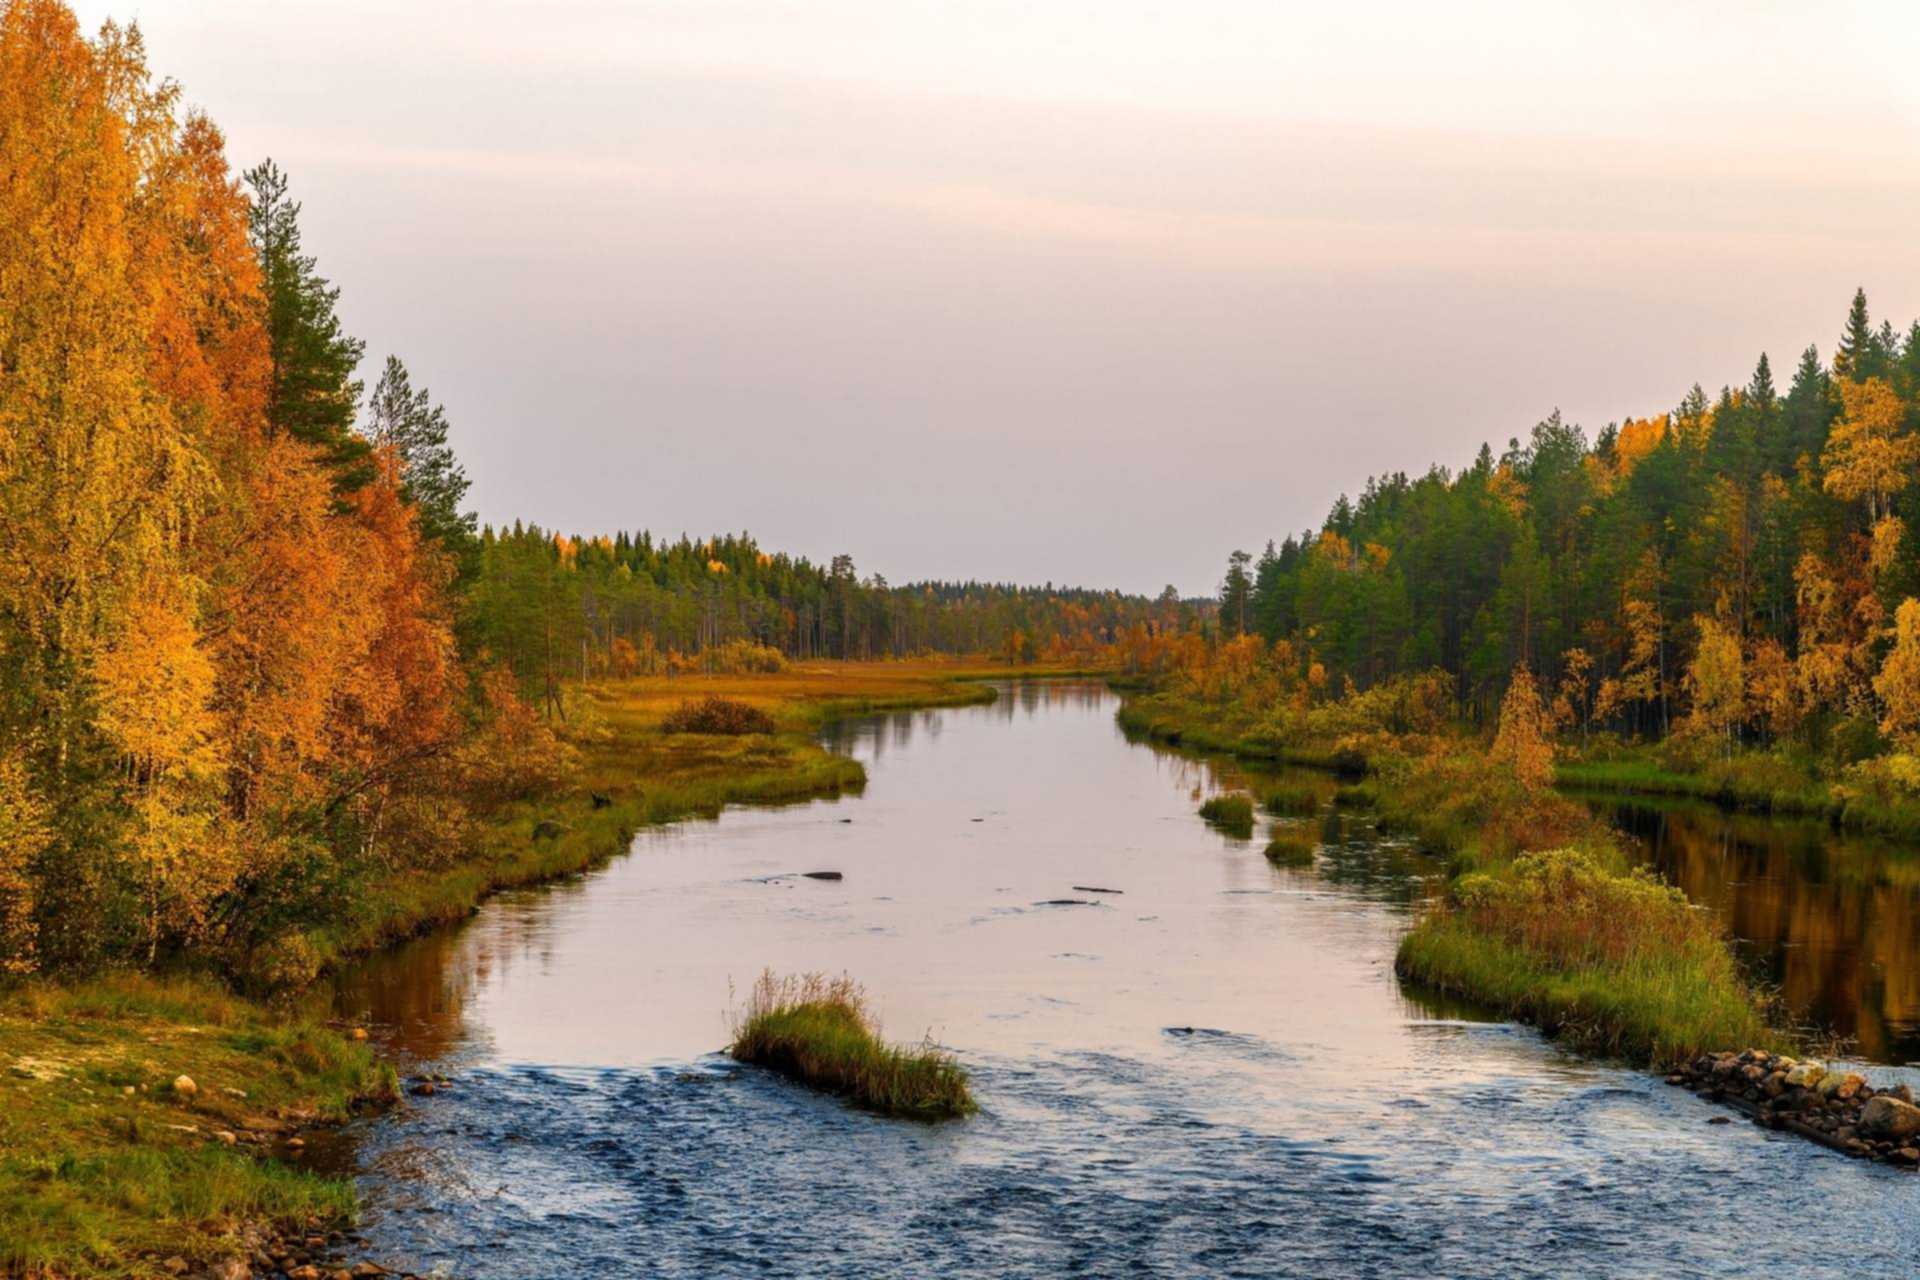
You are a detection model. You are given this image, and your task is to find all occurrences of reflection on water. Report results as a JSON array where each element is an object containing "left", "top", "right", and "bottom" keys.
[
  {"left": 329, "top": 683, "right": 1920, "bottom": 1279},
  {"left": 1602, "top": 798, "right": 1920, "bottom": 1064}
]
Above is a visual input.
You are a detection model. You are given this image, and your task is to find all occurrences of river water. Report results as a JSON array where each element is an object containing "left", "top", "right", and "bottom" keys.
[{"left": 329, "top": 681, "right": 1920, "bottom": 1278}]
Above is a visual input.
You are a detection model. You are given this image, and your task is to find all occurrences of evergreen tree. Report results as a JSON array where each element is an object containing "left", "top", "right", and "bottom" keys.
[
  {"left": 1834, "top": 287, "right": 1881, "bottom": 380},
  {"left": 365, "top": 356, "right": 477, "bottom": 560},
  {"left": 245, "top": 159, "right": 369, "bottom": 486},
  {"left": 1220, "top": 549, "right": 1253, "bottom": 637},
  {"left": 1782, "top": 345, "right": 1832, "bottom": 468}
]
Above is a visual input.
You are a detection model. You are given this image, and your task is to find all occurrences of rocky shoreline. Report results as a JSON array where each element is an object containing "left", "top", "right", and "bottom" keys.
[{"left": 1667, "top": 1049, "right": 1920, "bottom": 1168}]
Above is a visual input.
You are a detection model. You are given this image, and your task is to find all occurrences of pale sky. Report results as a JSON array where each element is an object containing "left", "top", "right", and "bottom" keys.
[{"left": 78, "top": 0, "right": 1920, "bottom": 594}]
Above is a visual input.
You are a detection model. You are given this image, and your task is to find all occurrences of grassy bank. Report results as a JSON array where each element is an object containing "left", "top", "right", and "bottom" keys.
[
  {"left": 1114, "top": 693, "right": 1370, "bottom": 773},
  {"left": 0, "top": 977, "right": 393, "bottom": 1279},
  {"left": 1557, "top": 749, "right": 1920, "bottom": 842},
  {"left": 729, "top": 972, "right": 974, "bottom": 1119}
]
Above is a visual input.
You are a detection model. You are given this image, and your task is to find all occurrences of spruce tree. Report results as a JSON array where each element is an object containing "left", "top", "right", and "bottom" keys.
[
  {"left": 1782, "top": 345, "right": 1833, "bottom": 467},
  {"left": 1834, "top": 287, "right": 1881, "bottom": 380},
  {"left": 1220, "top": 549, "right": 1253, "bottom": 637},
  {"left": 365, "top": 356, "right": 477, "bottom": 561},
  {"left": 245, "top": 159, "right": 369, "bottom": 486}
]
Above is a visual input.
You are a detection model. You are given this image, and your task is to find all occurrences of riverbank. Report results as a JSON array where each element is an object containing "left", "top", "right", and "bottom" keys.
[
  {"left": 1121, "top": 687, "right": 1781, "bottom": 1067},
  {"left": 3, "top": 658, "right": 1058, "bottom": 1279},
  {"left": 0, "top": 978, "right": 392, "bottom": 1278},
  {"left": 1557, "top": 748, "right": 1920, "bottom": 842}
]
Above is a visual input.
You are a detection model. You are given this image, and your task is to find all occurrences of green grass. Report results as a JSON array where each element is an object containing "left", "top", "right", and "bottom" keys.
[
  {"left": 729, "top": 973, "right": 975, "bottom": 1119},
  {"left": 1197, "top": 793, "right": 1256, "bottom": 839},
  {"left": 1263, "top": 824, "right": 1318, "bottom": 866},
  {"left": 0, "top": 975, "right": 390, "bottom": 1278},
  {"left": 1557, "top": 750, "right": 1920, "bottom": 841},
  {"left": 1395, "top": 848, "right": 1777, "bottom": 1066},
  {"left": 1114, "top": 693, "right": 1367, "bottom": 772},
  {"left": 1260, "top": 782, "right": 1323, "bottom": 816}
]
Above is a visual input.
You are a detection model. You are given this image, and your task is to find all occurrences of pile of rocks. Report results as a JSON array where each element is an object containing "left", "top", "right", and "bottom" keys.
[{"left": 1666, "top": 1048, "right": 1920, "bottom": 1167}]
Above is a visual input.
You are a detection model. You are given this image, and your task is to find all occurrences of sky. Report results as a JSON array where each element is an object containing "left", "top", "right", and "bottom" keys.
[{"left": 76, "top": 0, "right": 1920, "bottom": 595}]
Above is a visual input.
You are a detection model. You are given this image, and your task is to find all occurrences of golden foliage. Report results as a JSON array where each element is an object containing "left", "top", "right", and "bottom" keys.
[
  {"left": 1491, "top": 664, "right": 1555, "bottom": 794},
  {"left": 1680, "top": 615, "right": 1743, "bottom": 749},
  {"left": 1824, "top": 378, "right": 1920, "bottom": 523},
  {"left": 1876, "top": 599, "right": 1920, "bottom": 749}
]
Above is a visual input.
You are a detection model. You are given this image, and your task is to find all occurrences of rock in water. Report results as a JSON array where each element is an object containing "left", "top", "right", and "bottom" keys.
[
  {"left": 1860, "top": 1095, "right": 1920, "bottom": 1142},
  {"left": 801, "top": 871, "right": 843, "bottom": 881}
]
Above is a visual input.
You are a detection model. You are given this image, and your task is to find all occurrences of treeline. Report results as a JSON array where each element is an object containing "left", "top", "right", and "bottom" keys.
[
  {"left": 1213, "top": 287, "right": 1920, "bottom": 760},
  {"left": 467, "top": 526, "right": 1181, "bottom": 706}
]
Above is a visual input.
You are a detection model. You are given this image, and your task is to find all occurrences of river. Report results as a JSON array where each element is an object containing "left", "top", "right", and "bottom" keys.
[{"left": 327, "top": 680, "right": 1920, "bottom": 1278}]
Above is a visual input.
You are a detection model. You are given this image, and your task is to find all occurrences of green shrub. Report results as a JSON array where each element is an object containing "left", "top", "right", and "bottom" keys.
[{"left": 729, "top": 972, "right": 974, "bottom": 1119}]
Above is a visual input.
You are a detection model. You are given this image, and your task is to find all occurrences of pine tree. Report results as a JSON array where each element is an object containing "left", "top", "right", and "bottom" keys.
[
  {"left": 245, "top": 159, "right": 369, "bottom": 486},
  {"left": 1835, "top": 287, "right": 1881, "bottom": 380},
  {"left": 364, "top": 356, "right": 476, "bottom": 560}
]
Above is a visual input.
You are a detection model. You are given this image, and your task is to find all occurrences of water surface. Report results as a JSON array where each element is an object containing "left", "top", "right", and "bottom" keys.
[{"left": 332, "top": 682, "right": 1920, "bottom": 1277}]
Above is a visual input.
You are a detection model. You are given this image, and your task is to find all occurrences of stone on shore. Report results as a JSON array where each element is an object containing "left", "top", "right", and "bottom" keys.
[{"left": 1860, "top": 1095, "right": 1920, "bottom": 1142}]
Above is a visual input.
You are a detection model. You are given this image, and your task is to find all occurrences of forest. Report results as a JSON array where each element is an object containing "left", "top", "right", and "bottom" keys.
[
  {"left": 0, "top": 3, "right": 1166, "bottom": 986},
  {"left": 1201, "top": 291, "right": 1920, "bottom": 768}
]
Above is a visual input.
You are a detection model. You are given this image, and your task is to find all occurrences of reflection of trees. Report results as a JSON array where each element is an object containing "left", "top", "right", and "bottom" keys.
[
  {"left": 1607, "top": 800, "right": 1920, "bottom": 1062},
  {"left": 329, "top": 884, "right": 583, "bottom": 1064}
]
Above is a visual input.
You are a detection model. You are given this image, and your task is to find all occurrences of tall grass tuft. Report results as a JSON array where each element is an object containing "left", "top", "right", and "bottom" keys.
[
  {"left": 729, "top": 972, "right": 975, "bottom": 1119},
  {"left": 1263, "top": 824, "right": 1318, "bottom": 866},
  {"left": 1261, "top": 782, "right": 1321, "bottom": 816},
  {"left": 1197, "top": 793, "right": 1255, "bottom": 838}
]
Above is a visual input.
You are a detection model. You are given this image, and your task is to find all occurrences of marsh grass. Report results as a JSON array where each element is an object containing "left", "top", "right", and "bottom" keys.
[
  {"left": 729, "top": 972, "right": 975, "bottom": 1119},
  {"left": 1260, "top": 782, "right": 1322, "bottom": 816},
  {"left": 1396, "top": 849, "right": 1776, "bottom": 1066},
  {"left": 1197, "top": 793, "right": 1256, "bottom": 838},
  {"left": 1263, "top": 824, "right": 1318, "bottom": 866}
]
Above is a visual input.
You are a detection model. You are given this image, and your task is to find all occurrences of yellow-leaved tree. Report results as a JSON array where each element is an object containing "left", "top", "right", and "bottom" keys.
[
  {"left": 1824, "top": 378, "right": 1920, "bottom": 525},
  {"left": 1682, "top": 615, "right": 1744, "bottom": 755},
  {"left": 1875, "top": 599, "right": 1920, "bottom": 749},
  {"left": 1491, "top": 664, "right": 1555, "bottom": 795}
]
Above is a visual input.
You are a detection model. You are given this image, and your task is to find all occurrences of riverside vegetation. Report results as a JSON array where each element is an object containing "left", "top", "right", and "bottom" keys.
[{"left": 728, "top": 972, "right": 975, "bottom": 1120}]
